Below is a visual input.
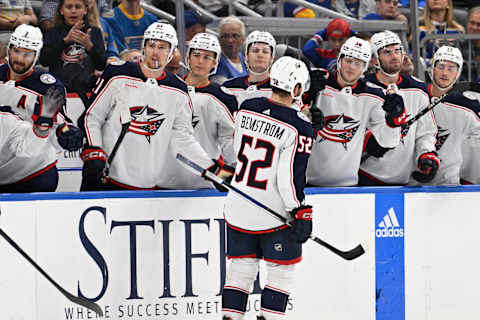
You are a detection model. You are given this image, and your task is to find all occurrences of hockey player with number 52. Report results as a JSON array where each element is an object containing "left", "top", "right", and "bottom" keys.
[
  {"left": 80, "top": 22, "right": 232, "bottom": 190},
  {"left": 221, "top": 56, "right": 315, "bottom": 320},
  {"left": 415, "top": 45, "right": 480, "bottom": 185},
  {"left": 0, "top": 24, "right": 83, "bottom": 192},
  {"left": 306, "top": 36, "right": 404, "bottom": 187},
  {"left": 157, "top": 32, "right": 238, "bottom": 189}
]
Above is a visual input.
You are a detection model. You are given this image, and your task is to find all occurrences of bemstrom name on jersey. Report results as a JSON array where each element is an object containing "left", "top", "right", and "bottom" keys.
[{"left": 240, "top": 115, "right": 285, "bottom": 140}]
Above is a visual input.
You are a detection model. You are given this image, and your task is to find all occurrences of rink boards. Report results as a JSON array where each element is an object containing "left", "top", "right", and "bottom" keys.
[{"left": 1, "top": 186, "right": 479, "bottom": 320}]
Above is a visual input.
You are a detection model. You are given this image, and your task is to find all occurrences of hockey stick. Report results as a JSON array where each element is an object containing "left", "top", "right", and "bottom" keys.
[
  {"left": 176, "top": 153, "right": 365, "bottom": 261},
  {"left": 107, "top": 90, "right": 131, "bottom": 168},
  {"left": 0, "top": 228, "right": 104, "bottom": 316}
]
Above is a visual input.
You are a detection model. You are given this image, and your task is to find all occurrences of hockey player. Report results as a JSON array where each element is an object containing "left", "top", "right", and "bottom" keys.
[
  {"left": 306, "top": 36, "right": 404, "bottom": 187},
  {"left": 359, "top": 30, "right": 439, "bottom": 185},
  {"left": 414, "top": 46, "right": 480, "bottom": 185},
  {"left": 0, "top": 94, "right": 65, "bottom": 193},
  {"left": 223, "top": 30, "right": 276, "bottom": 106},
  {"left": 0, "top": 24, "right": 83, "bottom": 192},
  {"left": 156, "top": 32, "right": 238, "bottom": 189},
  {"left": 80, "top": 22, "right": 231, "bottom": 190},
  {"left": 221, "top": 56, "right": 313, "bottom": 320}
]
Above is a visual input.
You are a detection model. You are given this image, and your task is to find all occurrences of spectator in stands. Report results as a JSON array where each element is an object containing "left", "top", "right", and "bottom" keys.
[
  {"left": 176, "top": 10, "right": 212, "bottom": 42},
  {"left": 39, "top": 0, "right": 110, "bottom": 32},
  {"left": 418, "top": 0, "right": 464, "bottom": 65},
  {"left": 464, "top": 6, "right": 480, "bottom": 81},
  {"left": 0, "top": 0, "right": 38, "bottom": 30},
  {"left": 39, "top": 0, "right": 106, "bottom": 94},
  {"left": 85, "top": 0, "right": 118, "bottom": 62},
  {"left": 302, "top": 18, "right": 353, "bottom": 71},
  {"left": 211, "top": 16, "right": 247, "bottom": 84},
  {"left": 363, "top": 0, "right": 407, "bottom": 22},
  {"left": 104, "top": 0, "right": 157, "bottom": 54},
  {"left": 283, "top": 0, "right": 332, "bottom": 18},
  {"left": 165, "top": 47, "right": 184, "bottom": 75},
  {"left": 334, "top": 0, "right": 375, "bottom": 19}
]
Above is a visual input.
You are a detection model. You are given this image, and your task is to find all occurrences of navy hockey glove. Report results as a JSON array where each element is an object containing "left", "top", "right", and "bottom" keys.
[
  {"left": 204, "top": 157, "right": 235, "bottom": 192},
  {"left": 303, "top": 68, "right": 328, "bottom": 106},
  {"left": 310, "top": 106, "right": 325, "bottom": 133},
  {"left": 32, "top": 86, "right": 65, "bottom": 128},
  {"left": 56, "top": 124, "right": 83, "bottom": 151},
  {"left": 363, "top": 130, "right": 393, "bottom": 158},
  {"left": 412, "top": 152, "right": 440, "bottom": 183},
  {"left": 289, "top": 205, "right": 313, "bottom": 244},
  {"left": 382, "top": 93, "right": 407, "bottom": 127},
  {"left": 80, "top": 146, "right": 106, "bottom": 191}
]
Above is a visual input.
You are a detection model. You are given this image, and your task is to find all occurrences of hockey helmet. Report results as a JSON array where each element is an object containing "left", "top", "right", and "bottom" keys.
[
  {"left": 142, "top": 22, "right": 178, "bottom": 63},
  {"left": 245, "top": 30, "right": 276, "bottom": 74},
  {"left": 432, "top": 45, "right": 463, "bottom": 80},
  {"left": 186, "top": 32, "right": 221, "bottom": 75},
  {"left": 270, "top": 56, "right": 310, "bottom": 99},
  {"left": 8, "top": 24, "right": 43, "bottom": 74},
  {"left": 337, "top": 36, "right": 371, "bottom": 73},
  {"left": 370, "top": 30, "right": 403, "bottom": 59}
]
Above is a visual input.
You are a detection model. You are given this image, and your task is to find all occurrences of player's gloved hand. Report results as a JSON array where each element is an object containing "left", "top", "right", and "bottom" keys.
[
  {"left": 32, "top": 86, "right": 65, "bottom": 128},
  {"left": 310, "top": 106, "right": 325, "bottom": 133},
  {"left": 382, "top": 93, "right": 407, "bottom": 127},
  {"left": 203, "top": 157, "right": 235, "bottom": 192},
  {"left": 412, "top": 151, "right": 440, "bottom": 183},
  {"left": 56, "top": 124, "right": 83, "bottom": 151},
  {"left": 289, "top": 205, "right": 313, "bottom": 243},
  {"left": 316, "top": 28, "right": 327, "bottom": 42},
  {"left": 363, "top": 130, "right": 393, "bottom": 158},
  {"left": 80, "top": 146, "right": 106, "bottom": 191},
  {"left": 303, "top": 68, "right": 328, "bottom": 106}
]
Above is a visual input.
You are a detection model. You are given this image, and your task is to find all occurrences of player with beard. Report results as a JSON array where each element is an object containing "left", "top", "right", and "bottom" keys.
[
  {"left": 80, "top": 22, "right": 232, "bottom": 190},
  {"left": 156, "top": 32, "right": 238, "bottom": 189},
  {"left": 414, "top": 46, "right": 480, "bottom": 185},
  {"left": 0, "top": 24, "right": 83, "bottom": 192},
  {"left": 223, "top": 31, "right": 276, "bottom": 106},
  {"left": 306, "top": 36, "right": 404, "bottom": 187},
  {"left": 359, "top": 30, "right": 439, "bottom": 185}
]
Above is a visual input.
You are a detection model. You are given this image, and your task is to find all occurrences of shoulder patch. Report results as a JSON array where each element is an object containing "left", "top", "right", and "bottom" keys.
[
  {"left": 111, "top": 60, "right": 126, "bottom": 66},
  {"left": 40, "top": 73, "right": 56, "bottom": 84},
  {"left": 220, "top": 86, "right": 233, "bottom": 95},
  {"left": 463, "top": 91, "right": 480, "bottom": 101}
]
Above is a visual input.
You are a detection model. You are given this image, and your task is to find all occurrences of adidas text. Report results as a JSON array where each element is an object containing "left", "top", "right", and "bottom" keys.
[{"left": 376, "top": 207, "right": 404, "bottom": 238}]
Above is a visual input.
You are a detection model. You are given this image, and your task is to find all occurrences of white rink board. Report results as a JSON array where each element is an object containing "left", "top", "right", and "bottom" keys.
[
  {"left": 0, "top": 191, "right": 375, "bottom": 320},
  {"left": 404, "top": 192, "right": 480, "bottom": 319}
]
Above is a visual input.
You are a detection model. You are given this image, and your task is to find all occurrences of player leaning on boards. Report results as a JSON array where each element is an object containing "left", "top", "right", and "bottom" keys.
[
  {"left": 223, "top": 31, "right": 276, "bottom": 106},
  {"left": 0, "top": 24, "right": 83, "bottom": 192},
  {"left": 79, "top": 22, "right": 232, "bottom": 191},
  {"left": 359, "top": 30, "right": 439, "bottom": 185},
  {"left": 412, "top": 46, "right": 480, "bottom": 185},
  {"left": 221, "top": 56, "right": 315, "bottom": 320},
  {"left": 306, "top": 36, "right": 404, "bottom": 187},
  {"left": 157, "top": 32, "right": 238, "bottom": 189}
]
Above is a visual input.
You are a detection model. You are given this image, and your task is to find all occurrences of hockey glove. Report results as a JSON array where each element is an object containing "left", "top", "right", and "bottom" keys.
[
  {"left": 204, "top": 157, "right": 235, "bottom": 192},
  {"left": 363, "top": 130, "right": 393, "bottom": 158},
  {"left": 310, "top": 106, "right": 325, "bottom": 133},
  {"left": 289, "top": 205, "right": 313, "bottom": 244},
  {"left": 56, "top": 124, "right": 83, "bottom": 151},
  {"left": 303, "top": 68, "right": 328, "bottom": 106},
  {"left": 32, "top": 86, "right": 65, "bottom": 128},
  {"left": 80, "top": 146, "right": 106, "bottom": 191},
  {"left": 382, "top": 93, "right": 407, "bottom": 127},
  {"left": 412, "top": 152, "right": 440, "bottom": 183}
]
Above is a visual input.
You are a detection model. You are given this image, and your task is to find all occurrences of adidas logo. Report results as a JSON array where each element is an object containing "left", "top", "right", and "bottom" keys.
[{"left": 375, "top": 207, "right": 404, "bottom": 238}]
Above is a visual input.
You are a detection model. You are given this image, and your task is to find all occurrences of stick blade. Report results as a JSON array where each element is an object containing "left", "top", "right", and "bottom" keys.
[
  {"left": 311, "top": 236, "right": 365, "bottom": 261},
  {"left": 62, "top": 291, "right": 104, "bottom": 317}
]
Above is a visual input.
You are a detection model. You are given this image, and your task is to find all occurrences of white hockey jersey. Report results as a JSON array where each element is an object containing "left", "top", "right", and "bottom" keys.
[
  {"left": 359, "top": 74, "right": 437, "bottom": 185},
  {"left": 223, "top": 75, "right": 272, "bottom": 106},
  {"left": 411, "top": 89, "right": 480, "bottom": 185},
  {"left": 0, "top": 64, "right": 67, "bottom": 184},
  {"left": 307, "top": 73, "right": 401, "bottom": 187},
  {"left": 156, "top": 82, "right": 237, "bottom": 189},
  {"left": 82, "top": 62, "right": 214, "bottom": 189},
  {"left": 224, "top": 97, "right": 313, "bottom": 233}
]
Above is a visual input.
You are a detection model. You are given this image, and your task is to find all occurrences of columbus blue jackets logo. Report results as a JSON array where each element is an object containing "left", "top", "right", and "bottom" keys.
[
  {"left": 128, "top": 106, "right": 166, "bottom": 143},
  {"left": 435, "top": 126, "right": 450, "bottom": 151},
  {"left": 318, "top": 114, "right": 360, "bottom": 150},
  {"left": 62, "top": 44, "right": 85, "bottom": 64}
]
